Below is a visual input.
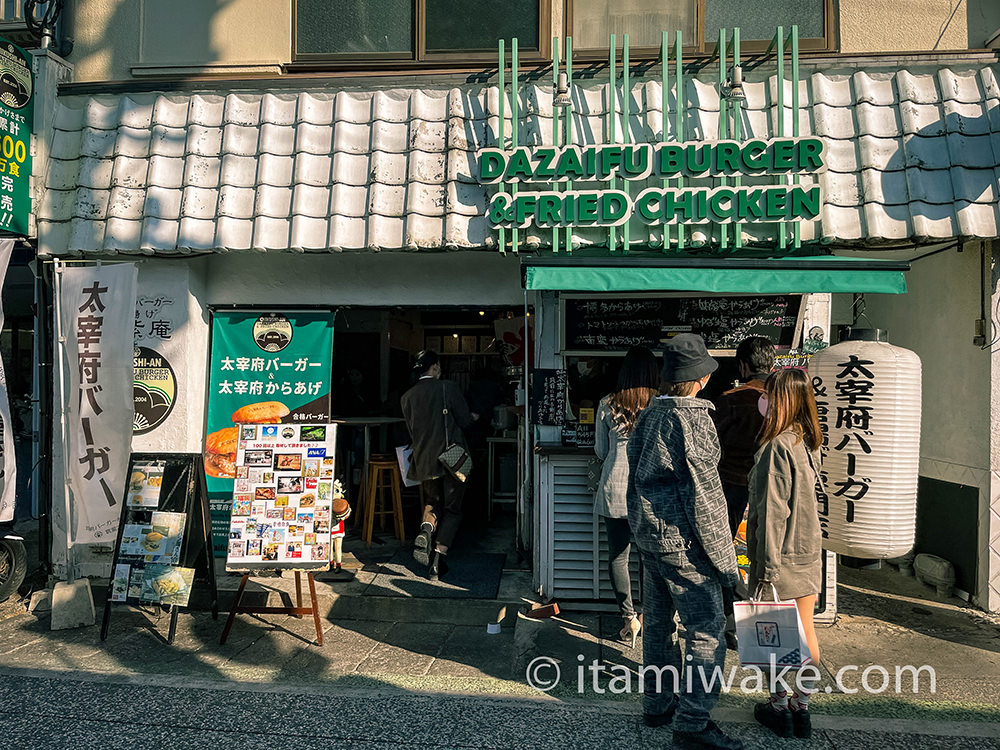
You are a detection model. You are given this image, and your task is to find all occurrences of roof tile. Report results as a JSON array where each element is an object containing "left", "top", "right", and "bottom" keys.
[
  {"left": 187, "top": 125, "right": 223, "bottom": 157},
  {"left": 151, "top": 96, "right": 190, "bottom": 128},
  {"left": 188, "top": 95, "right": 226, "bottom": 127},
  {"left": 145, "top": 186, "right": 182, "bottom": 219},
  {"left": 77, "top": 157, "right": 112, "bottom": 190},
  {"left": 183, "top": 155, "right": 221, "bottom": 188},
  {"left": 298, "top": 93, "right": 334, "bottom": 125},
  {"left": 293, "top": 152, "right": 332, "bottom": 186},
  {"left": 180, "top": 186, "right": 219, "bottom": 219},
  {"left": 261, "top": 93, "right": 298, "bottom": 125},
  {"left": 108, "top": 187, "right": 146, "bottom": 220},
  {"left": 177, "top": 217, "right": 218, "bottom": 249},
  {"left": 290, "top": 214, "right": 329, "bottom": 249},
  {"left": 956, "top": 201, "right": 999, "bottom": 236},
  {"left": 297, "top": 122, "right": 333, "bottom": 155},
  {"left": 111, "top": 156, "right": 148, "bottom": 189},
  {"left": 40, "top": 63, "right": 1000, "bottom": 254},
  {"left": 141, "top": 216, "right": 180, "bottom": 249},
  {"left": 255, "top": 184, "right": 292, "bottom": 218},
  {"left": 147, "top": 156, "right": 185, "bottom": 189},
  {"left": 213, "top": 216, "right": 251, "bottom": 250},
  {"left": 150, "top": 125, "right": 187, "bottom": 158},
  {"left": 220, "top": 154, "right": 259, "bottom": 188},
  {"left": 218, "top": 185, "right": 255, "bottom": 219}
]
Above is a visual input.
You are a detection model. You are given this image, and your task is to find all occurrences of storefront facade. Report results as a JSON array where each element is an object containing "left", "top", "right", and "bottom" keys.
[{"left": 31, "top": 4, "right": 1000, "bottom": 612}]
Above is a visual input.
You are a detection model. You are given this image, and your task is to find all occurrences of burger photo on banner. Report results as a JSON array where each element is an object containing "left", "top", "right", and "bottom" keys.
[{"left": 205, "top": 311, "right": 334, "bottom": 553}]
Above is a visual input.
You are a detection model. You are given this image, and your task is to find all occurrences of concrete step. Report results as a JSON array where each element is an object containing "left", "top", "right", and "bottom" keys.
[{"left": 90, "top": 568, "right": 531, "bottom": 628}]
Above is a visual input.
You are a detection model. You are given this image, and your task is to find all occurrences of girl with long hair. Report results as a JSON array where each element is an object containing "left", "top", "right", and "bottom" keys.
[
  {"left": 748, "top": 368, "right": 824, "bottom": 740},
  {"left": 594, "top": 346, "right": 659, "bottom": 647}
]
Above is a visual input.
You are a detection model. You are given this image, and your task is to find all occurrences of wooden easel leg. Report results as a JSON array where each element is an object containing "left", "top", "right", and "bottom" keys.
[
  {"left": 293, "top": 570, "right": 303, "bottom": 619},
  {"left": 220, "top": 573, "right": 250, "bottom": 645},
  {"left": 167, "top": 605, "right": 179, "bottom": 644},
  {"left": 308, "top": 572, "right": 323, "bottom": 646}
]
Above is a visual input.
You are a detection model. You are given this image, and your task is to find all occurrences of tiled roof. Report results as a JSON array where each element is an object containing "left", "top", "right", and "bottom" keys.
[{"left": 38, "top": 63, "right": 1000, "bottom": 255}]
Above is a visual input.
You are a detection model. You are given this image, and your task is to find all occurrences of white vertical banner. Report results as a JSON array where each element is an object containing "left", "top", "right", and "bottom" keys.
[
  {"left": 0, "top": 239, "right": 16, "bottom": 523},
  {"left": 59, "top": 263, "right": 138, "bottom": 543}
]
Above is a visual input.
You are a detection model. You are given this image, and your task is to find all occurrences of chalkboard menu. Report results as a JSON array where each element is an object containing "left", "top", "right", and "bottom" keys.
[
  {"left": 531, "top": 369, "right": 568, "bottom": 426},
  {"left": 563, "top": 295, "right": 802, "bottom": 352}
]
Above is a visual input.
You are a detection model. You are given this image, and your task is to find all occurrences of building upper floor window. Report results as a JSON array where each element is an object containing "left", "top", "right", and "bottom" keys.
[
  {"left": 569, "top": 0, "right": 833, "bottom": 54},
  {"left": 294, "top": 0, "right": 547, "bottom": 64}
]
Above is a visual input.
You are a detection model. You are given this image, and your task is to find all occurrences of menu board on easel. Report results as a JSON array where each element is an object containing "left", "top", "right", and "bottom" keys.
[
  {"left": 100, "top": 453, "right": 218, "bottom": 643},
  {"left": 225, "top": 423, "right": 338, "bottom": 572},
  {"left": 562, "top": 295, "right": 803, "bottom": 352}
]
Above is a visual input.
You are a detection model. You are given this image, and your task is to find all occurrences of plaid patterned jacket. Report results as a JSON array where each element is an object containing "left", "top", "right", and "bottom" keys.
[{"left": 626, "top": 396, "right": 740, "bottom": 586}]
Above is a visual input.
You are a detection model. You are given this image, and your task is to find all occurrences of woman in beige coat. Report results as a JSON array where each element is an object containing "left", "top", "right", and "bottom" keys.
[{"left": 747, "top": 368, "right": 824, "bottom": 740}]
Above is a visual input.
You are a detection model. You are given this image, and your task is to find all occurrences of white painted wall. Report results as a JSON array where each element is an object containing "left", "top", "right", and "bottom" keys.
[{"left": 203, "top": 251, "right": 526, "bottom": 307}]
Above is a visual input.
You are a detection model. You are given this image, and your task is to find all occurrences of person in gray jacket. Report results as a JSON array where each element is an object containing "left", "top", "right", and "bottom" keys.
[
  {"left": 747, "top": 368, "right": 824, "bottom": 740},
  {"left": 594, "top": 347, "right": 659, "bottom": 647},
  {"left": 627, "top": 334, "right": 743, "bottom": 750}
]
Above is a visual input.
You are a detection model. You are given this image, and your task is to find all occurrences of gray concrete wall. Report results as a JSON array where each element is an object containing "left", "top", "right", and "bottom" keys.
[{"left": 864, "top": 244, "right": 995, "bottom": 610}]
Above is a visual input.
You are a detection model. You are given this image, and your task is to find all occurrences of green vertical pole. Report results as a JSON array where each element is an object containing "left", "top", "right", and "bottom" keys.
[
  {"left": 622, "top": 33, "right": 630, "bottom": 253},
  {"left": 718, "top": 28, "right": 728, "bottom": 251},
  {"left": 552, "top": 36, "right": 560, "bottom": 254},
  {"left": 565, "top": 36, "right": 573, "bottom": 254},
  {"left": 512, "top": 38, "right": 520, "bottom": 254},
  {"left": 498, "top": 39, "right": 506, "bottom": 254},
  {"left": 675, "top": 30, "right": 685, "bottom": 250},
  {"left": 791, "top": 25, "right": 801, "bottom": 249},
  {"left": 660, "top": 30, "right": 670, "bottom": 252},
  {"left": 776, "top": 27, "right": 786, "bottom": 251},
  {"left": 608, "top": 33, "right": 616, "bottom": 253},
  {"left": 733, "top": 27, "right": 743, "bottom": 250}
]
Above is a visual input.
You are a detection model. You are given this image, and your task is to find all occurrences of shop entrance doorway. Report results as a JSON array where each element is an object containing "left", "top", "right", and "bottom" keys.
[{"left": 330, "top": 305, "right": 531, "bottom": 581}]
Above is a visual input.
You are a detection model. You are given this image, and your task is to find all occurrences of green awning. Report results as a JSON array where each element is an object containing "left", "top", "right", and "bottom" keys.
[{"left": 523, "top": 255, "right": 908, "bottom": 294}]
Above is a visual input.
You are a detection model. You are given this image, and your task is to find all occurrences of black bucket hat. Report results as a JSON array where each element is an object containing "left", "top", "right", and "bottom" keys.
[{"left": 661, "top": 333, "right": 718, "bottom": 382}]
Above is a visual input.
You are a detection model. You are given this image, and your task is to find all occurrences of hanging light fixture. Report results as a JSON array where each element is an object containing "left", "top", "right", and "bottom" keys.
[
  {"left": 722, "top": 64, "right": 746, "bottom": 105},
  {"left": 553, "top": 71, "right": 573, "bottom": 109}
]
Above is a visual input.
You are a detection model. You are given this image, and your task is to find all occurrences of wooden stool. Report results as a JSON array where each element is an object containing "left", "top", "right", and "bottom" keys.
[{"left": 362, "top": 456, "right": 405, "bottom": 546}]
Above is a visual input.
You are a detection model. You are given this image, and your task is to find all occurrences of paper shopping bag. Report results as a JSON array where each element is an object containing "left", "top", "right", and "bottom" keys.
[
  {"left": 733, "top": 588, "right": 811, "bottom": 669},
  {"left": 395, "top": 445, "right": 420, "bottom": 488}
]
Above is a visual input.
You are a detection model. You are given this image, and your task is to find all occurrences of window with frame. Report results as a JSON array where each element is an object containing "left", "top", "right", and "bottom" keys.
[
  {"left": 568, "top": 0, "right": 834, "bottom": 54},
  {"left": 295, "top": 0, "right": 548, "bottom": 63}
]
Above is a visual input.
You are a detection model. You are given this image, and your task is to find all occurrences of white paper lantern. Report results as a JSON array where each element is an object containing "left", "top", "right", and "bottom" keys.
[{"left": 808, "top": 332, "right": 921, "bottom": 558}]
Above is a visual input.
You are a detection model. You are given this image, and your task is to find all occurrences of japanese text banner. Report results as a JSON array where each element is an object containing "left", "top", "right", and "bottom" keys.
[
  {"left": 61, "top": 263, "right": 138, "bottom": 543},
  {"left": 0, "top": 239, "right": 16, "bottom": 522}
]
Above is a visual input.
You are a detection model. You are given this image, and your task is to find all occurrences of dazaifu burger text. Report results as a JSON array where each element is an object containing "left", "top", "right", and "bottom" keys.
[{"left": 478, "top": 138, "right": 825, "bottom": 229}]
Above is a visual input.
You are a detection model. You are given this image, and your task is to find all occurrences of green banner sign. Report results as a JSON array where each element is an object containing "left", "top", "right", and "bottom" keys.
[
  {"left": 205, "top": 310, "right": 334, "bottom": 554},
  {"left": 479, "top": 138, "right": 825, "bottom": 230},
  {"left": 0, "top": 38, "right": 32, "bottom": 237}
]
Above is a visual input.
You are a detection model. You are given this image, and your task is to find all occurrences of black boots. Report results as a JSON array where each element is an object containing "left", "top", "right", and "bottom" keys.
[
  {"left": 428, "top": 550, "right": 449, "bottom": 581},
  {"left": 753, "top": 702, "right": 793, "bottom": 738},
  {"left": 413, "top": 522, "right": 433, "bottom": 566}
]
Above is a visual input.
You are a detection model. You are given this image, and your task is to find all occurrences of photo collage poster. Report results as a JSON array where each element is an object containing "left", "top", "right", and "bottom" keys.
[
  {"left": 110, "top": 460, "right": 196, "bottom": 607},
  {"left": 226, "top": 423, "right": 339, "bottom": 571}
]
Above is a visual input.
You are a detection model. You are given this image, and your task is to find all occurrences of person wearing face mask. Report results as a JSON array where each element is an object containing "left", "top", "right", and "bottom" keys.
[
  {"left": 626, "top": 334, "right": 743, "bottom": 750},
  {"left": 747, "top": 368, "right": 824, "bottom": 740},
  {"left": 711, "top": 336, "right": 775, "bottom": 649}
]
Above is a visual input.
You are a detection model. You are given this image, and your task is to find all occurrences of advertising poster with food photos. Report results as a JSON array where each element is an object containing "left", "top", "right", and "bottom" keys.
[{"left": 226, "top": 423, "right": 338, "bottom": 571}]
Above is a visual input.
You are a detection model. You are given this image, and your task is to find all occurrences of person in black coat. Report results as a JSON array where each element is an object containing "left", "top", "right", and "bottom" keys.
[{"left": 400, "top": 350, "right": 477, "bottom": 580}]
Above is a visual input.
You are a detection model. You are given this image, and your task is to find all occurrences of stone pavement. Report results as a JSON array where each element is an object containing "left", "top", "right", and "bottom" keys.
[{"left": 1, "top": 516, "right": 999, "bottom": 746}]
